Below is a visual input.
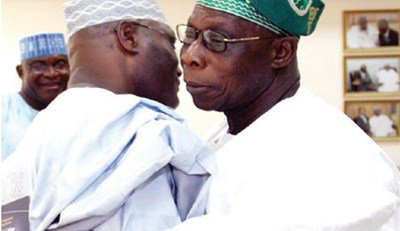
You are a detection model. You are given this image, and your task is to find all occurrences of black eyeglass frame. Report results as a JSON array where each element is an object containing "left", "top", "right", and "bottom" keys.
[{"left": 27, "top": 59, "right": 69, "bottom": 75}]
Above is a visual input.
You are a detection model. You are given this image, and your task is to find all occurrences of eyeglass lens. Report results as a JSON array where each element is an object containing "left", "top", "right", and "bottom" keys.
[
  {"left": 30, "top": 60, "right": 69, "bottom": 74},
  {"left": 177, "top": 25, "right": 227, "bottom": 52}
]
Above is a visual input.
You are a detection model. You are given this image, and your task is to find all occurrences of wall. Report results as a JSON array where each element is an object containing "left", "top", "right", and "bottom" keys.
[
  {"left": 1, "top": 0, "right": 399, "bottom": 163},
  {"left": 297, "top": 0, "right": 400, "bottom": 163}
]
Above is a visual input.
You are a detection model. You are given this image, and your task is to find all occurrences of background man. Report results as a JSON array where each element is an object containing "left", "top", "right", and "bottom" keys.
[
  {"left": 346, "top": 16, "right": 378, "bottom": 48},
  {"left": 358, "top": 64, "right": 376, "bottom": 91},
  {"left": 353, "top": 107, "right": 371, "bottom": 135},
  {"left": 376, "top": 64, "right": 400, "bottom": 92},
  {"left": 349, "top": 71, "right": 363, "bottom": 91},
  {"left": 378, "top": 19, "right": 399, "bottom": 46},
  {"left": 173, "top": 0, "right": 400, "bottom": 229},
  {"left": 349, "top": 64, "right": 376, "bottom": 92},
  {"left": 370, "top": 107, "right": 396, "bottom": 137},
  {"left": 2, "top": 0, "right": 214, "bottom": 230},
  {"left": 1, "top": 33, "right": 69, "bottom": 160}
]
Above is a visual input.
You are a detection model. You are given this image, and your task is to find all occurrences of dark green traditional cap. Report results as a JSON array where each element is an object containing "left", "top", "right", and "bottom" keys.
[{"left": 196, "top": 0, "right": 325, "bottom": 36}]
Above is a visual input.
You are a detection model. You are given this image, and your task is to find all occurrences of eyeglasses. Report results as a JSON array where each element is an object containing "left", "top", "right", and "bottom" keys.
[
  {"left": 176, "top": 24, "right": 273, "bottom": 53},
  {"left": 29, "top": 60, "right": 69, "bottom": 75}
]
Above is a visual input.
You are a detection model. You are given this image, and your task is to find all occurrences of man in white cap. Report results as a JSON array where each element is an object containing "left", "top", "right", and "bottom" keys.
[
  {"left": 2, "top": 0, "right": 215, "bottom": 230},
  {"left": 1, "top": 33, "right": 69, "bottom": 161}
]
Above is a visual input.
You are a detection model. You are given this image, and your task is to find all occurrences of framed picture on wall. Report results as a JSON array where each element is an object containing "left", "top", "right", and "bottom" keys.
[
  {"left": 345, "top": 100, "right": 400, "bottom": 141},
  {"left": 344, "top": 55, "right": 400, "bottom": 96},
  {"left": 343, "top": 9, "right": 400, "bottom": 52}
]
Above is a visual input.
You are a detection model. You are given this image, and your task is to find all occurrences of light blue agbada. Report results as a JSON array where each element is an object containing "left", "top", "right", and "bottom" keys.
[
  {"left": 11, "top": 87, "right": 216, "bottom": 230},
  {"left": 1, "top": 92, "right": 38, "bottom": 160}
]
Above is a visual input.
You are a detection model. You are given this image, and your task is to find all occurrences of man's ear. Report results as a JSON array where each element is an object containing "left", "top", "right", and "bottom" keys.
[
  {"left": 115, "top": 21, "right": 139, "bottom": 54},
  {"left": 271, "top": 37, "right": 298, "bottom": 69},
  {"left": 16, "top": 64, "right": 24, "bottom": 80}
]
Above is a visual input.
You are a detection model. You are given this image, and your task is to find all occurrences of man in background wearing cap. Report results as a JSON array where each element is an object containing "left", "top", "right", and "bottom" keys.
[
  {"left": 2, "top": 0, "right": 214, "bottom": 230},
  {"left": 1, "top": 33, "right": 69, "bottom": 161},
  {"left": 172, "top": 0, "right": 400, "bottom": 230}
]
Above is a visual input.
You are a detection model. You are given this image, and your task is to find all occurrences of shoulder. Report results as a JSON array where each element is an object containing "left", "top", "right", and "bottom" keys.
[
  {"left": 1, "top": 92, "right": 22, "bottom": 117},
  {"left": 347, "top": 25, "right": 358, "bottom": 33},
  {"left": 376, "top": 69, "right": 385, "bottom": 75},
  {"left": 1, "top": 92, "right": 20, "bottom": 106},
  {"left": 59, "top": 87, "right": 184, "bottom": 123},
  {"left": 233, "top": 87, "right": 378, "bottom": 152},
  {"left": 367, "top": 24, "right": 379, "bottom": 33},
  {"left": 390, "top": 29, "right": 398, "bottom": 35}
]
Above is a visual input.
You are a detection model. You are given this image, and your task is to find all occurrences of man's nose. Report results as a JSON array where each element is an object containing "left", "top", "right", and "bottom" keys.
[
  {"left": 43, "top": 66, "right": 59, "bottom": 78},
  {"left": 180, "top": 40, "right": 206, "bottom": 70}
]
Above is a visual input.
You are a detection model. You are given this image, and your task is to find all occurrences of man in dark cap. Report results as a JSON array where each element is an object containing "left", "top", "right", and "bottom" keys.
[{"left": 173, "top": 0, "right": 400, "bottom": 229}]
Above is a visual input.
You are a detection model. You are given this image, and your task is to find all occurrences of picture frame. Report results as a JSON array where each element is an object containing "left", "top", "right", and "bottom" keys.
[
  {"left": 343, "top": 9, "right": 400, "bottom": 53},
  {"left": 344, "top": 100, "right": 400, "bottom": 141},
  {"left": 344, "top": 54, "right": 400, "bottom": 97}
]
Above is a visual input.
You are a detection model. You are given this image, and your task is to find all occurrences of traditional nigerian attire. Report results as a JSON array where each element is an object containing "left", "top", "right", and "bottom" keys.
[
  {"left": 2, "top": 87, "right": 215, "bottom": 231},
  {"left": 63, "top": 0, "right": 167, "bottom": 37},
  {"left": 173, "top": 0, "right": 400, "bottom": 229},
  {"left": 370, "top": 114, "right": 396, "bottom": 137},
  {"left": 2, "top": 32, "right": 67, "bottom": 161},
  {"left": 196, "top": 0, "right": 324, "bottom": 36},
  {"left": 19, "top": 33, "right": 67, "bottom": 61},
  {"left": 172, "top": 87, "right": 400, "bottom": 230},
  {"left": 1, "top": 93, "right": 38, "bottom": 161},
  {"left": 346, "top": 25, "right": 379, "bottom": 48},
  {"left": 376, "top": 69, "right": 399, "bottom": 92}
]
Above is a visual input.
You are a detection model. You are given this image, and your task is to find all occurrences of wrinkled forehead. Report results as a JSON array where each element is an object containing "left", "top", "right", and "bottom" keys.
[{"left": 189, "top": 5, "right": 262, "bottom": 31}]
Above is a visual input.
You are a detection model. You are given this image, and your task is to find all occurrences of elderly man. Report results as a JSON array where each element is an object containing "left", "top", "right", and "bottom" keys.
[
  {"left": 349, "top": 65, "right": 376, "bottom": 92},
  {"left": 1, "top": 33, "right": 69, "bottom": 160},
  {"left": 2, "top": 0, "right": 214, "bottom": 230},
  {"left": 346, "top": 16, "right": 378, "bottom": 48},
  {"left": 376, "top": 64, "right": 400, "bottom": 92},
  {"left": 353, "top": 107, "right": 371, "bottom": 135},
  {"left": 173, "top": 0, "right": 400, "bottom": 230},
  {"left": 370, "top": 107, "right": 396, "bottom": 137}
]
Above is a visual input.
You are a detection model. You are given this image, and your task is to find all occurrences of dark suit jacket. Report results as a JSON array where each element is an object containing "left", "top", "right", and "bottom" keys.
[
  {"left": 353, "top": 115, "right": 370, "bottom": 134},
  {"left": 379, "top": 29, "right": 399, "bottom": 46}
]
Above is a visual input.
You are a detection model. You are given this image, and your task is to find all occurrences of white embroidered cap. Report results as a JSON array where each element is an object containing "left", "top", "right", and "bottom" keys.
[{"left": 63, "top": 0, "right": 167, "bottom": 37}]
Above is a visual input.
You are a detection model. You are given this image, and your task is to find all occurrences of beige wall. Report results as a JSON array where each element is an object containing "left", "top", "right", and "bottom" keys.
[
  {"left": 297, "top": 0, "right": 400, "bottom": 163},
  {"left": 1, "top": 0, "right": 399, "bottom": 163}
]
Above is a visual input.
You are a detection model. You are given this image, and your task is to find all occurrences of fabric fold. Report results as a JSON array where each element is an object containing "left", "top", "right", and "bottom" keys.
[{"left": 8, "top": 87, "right": 216, "bottom": 230}]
